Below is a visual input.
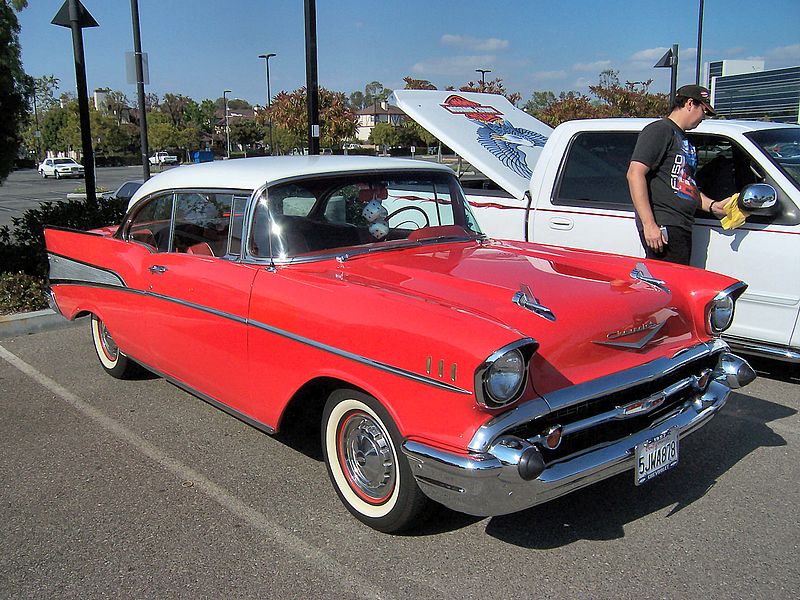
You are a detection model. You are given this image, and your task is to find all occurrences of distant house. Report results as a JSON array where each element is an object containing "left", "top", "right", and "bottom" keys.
[
  {"left": 93, "top": 88, "right": 136, "bottom": 124},
  {"left": 356, "top": 102, "right": 407, "bottom": 142}
]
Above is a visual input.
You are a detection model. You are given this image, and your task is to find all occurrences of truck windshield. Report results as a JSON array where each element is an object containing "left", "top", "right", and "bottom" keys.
[{"left": 747, "top": 128, "right": 800, "bottom": 191}]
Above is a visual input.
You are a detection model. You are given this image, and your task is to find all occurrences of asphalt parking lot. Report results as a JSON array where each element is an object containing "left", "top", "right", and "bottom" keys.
[
  {"left": 0, "top": 166, "right": 170, "bottom": 231},
  {"left": 1, "top": 324, "right": 798, "bottom": 599}
]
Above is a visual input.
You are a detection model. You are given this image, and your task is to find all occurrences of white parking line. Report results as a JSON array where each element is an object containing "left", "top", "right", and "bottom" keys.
[{"left": 0, "top": 343, "right": 393, "bottom": 600}]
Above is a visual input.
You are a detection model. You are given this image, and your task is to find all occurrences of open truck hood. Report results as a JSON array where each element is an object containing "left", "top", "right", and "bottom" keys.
[{"left": 390, "top": 90, "right": 553, "bottom": 200}]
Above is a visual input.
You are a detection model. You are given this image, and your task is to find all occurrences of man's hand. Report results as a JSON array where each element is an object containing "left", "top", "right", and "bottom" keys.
[
  {"left": 711, "top": 195, "right": 734, "bottom": 218},
  {"left": 643, "top": 221, "right": 666, "bottom": 252}
]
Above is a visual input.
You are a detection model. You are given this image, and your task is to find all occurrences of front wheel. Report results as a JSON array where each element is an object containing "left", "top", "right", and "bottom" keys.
[
  {"left": 322, "top": 389, "right": 429, "bottom": 532},
  {"left": 90, "top": 315, "right": 141, "bottom": 379},
  {"left": 54, "top": 171, "right": 61, "bottom": 179},
  {"left": 39, "top": 170, "right": 47, "bottom": 178}
]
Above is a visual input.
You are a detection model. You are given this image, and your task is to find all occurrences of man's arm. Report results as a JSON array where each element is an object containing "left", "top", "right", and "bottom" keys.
[
  {"left": 627, "top": 160, "right": 665, "bottom": 252},
  {"left": 700, "top": 192, "right": 731, "bottom": 218}
]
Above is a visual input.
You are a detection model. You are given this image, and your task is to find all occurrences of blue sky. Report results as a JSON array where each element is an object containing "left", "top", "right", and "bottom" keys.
[{"left": 17, "top": 0, "right": 800, "bottom": 106}]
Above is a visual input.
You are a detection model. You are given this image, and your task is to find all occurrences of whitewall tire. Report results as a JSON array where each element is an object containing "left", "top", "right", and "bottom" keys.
[
  {"left": 90, "top": 315, "right": 140, "bottom": 379},
  {"left": 322, "top": 389, "right": 429, "bottom": 532}
]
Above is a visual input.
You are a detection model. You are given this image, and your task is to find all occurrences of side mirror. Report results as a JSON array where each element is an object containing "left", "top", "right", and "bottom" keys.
[{"left": 738, "top": 183, "right": 778, "bottom": 215}]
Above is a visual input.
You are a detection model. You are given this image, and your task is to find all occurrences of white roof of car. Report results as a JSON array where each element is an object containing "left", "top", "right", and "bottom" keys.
[{"left": 128, "top": 155, "right": 453, "bottom": 209}]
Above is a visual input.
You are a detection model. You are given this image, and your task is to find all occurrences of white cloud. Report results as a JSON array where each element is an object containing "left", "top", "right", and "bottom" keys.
[
  {"left": 441, "top": 34, "right": 510, "bottom": 52},
  {"left": 412, "top": 55, "right": 496, "bottom": 77},
  {"left": 572, "top": 60, "right": 611, "bottom": 72},
  {"left": 766, "top": 43, "right": 800, "bottom": 66},
  {"left": 533, "top": 70, "right": 567, "bottom": 81},
  {"left": 630, "top": 47, "right": 670, "bottom": 63}
]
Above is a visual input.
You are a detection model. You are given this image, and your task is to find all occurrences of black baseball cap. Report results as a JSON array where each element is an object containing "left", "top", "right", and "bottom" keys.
[{"left": 676, "top": 84, "right": 716, "bottom": 116}]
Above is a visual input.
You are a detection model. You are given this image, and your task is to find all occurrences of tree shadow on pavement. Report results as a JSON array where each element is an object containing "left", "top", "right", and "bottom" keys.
[{"left": 482, "top": 391, "right": 793, "bottom": 548}]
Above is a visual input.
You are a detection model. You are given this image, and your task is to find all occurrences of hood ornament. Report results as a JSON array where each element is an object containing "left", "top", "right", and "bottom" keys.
[
  {"left": 512, "top": 283, "right": 556, "bottom": 322},
  {"left": 631, "top": 262, "right": 670, "bottom": 294}
]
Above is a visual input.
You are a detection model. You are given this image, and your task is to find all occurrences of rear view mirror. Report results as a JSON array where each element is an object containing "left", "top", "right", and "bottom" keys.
[{"left": 738, "top": 183, "right": 778, "bottom": 215}]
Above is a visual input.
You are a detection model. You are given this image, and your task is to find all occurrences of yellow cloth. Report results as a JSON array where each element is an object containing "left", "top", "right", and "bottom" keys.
[{"left": 720, "top": 193, "right": 749, "bottom": 230}]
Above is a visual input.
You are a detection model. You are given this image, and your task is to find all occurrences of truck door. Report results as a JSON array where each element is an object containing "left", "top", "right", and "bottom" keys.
[
  {"left": 689, "top": 132, "right": 800, "bottom": 351},
  {"left": 529, "top": 130, "right": 644, "bottom": 256}
]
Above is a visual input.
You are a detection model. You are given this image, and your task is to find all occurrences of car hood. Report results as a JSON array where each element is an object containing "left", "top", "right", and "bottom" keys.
[
  {"left": 390, "top": 90, "right": 553, "bottom": 200},
  {"left": 339, "top": 240, "right": 703, "bottom": 395}
]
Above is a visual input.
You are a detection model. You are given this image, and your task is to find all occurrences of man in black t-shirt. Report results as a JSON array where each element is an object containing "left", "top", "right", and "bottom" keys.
[{"left": 627, "top": 84, "right": 730, "bottom": 265}]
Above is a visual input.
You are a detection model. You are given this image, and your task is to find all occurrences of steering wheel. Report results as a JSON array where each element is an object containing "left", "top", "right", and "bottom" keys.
[{"left": 387, "top": 206, "right": 430, "bottom": 230}]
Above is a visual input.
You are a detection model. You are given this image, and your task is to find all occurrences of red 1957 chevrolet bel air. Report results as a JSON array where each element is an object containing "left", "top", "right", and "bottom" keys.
[{"left": 45, "top": 156, "right": 755, "bottom": 532}]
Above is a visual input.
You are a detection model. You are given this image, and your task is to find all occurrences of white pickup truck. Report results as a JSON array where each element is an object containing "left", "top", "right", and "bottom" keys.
[
  {"left": 149, "top": 151, "right": 178, "bottom": 166},
  {"left": 392, "top": 90, "right": 800, "bottom": 363}
]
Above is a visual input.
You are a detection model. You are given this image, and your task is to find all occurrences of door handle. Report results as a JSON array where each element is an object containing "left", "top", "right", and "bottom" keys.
[
  {"left": 549, "top": 217, "right": 574, "bottom": 230},
  {"left": 148, "top": 265, "right": 168, "bottom": 274}
]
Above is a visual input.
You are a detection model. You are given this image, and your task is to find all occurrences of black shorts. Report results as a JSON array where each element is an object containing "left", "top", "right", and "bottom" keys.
[{"left": 639, "top": 225, "right": 692, "bottom": 266}]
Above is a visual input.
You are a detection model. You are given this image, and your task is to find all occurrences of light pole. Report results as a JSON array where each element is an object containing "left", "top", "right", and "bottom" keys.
[
  {"left": 476, "top": 68, "right": 491, "bottom": 92},
  {"left": 223, "top": 89, "right": 232, "bottom": 158},
  {"left": 258, "top": 53, "right": 276, "bottom": 154}
]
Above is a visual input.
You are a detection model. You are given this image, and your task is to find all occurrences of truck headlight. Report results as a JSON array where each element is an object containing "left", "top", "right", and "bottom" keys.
[
  {"left": 706, "top": 282, "right": 747, "bottom": 335},
  {"left": 475, "top": 339, "right": 537, "bottom": 408}
]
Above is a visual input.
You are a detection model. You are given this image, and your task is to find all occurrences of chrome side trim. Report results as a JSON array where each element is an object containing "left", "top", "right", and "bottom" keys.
[
  {"left": 468, "top": 338, "right": 728, "bottom": 453},
  {"left": 130, "top": 355, "right": 277, "bottom": 435},
  {"left": 51, "top": 278, "right": 471, "bottom": 395},
  {"left": 724, "top": 336, "right": 800, "bottom": 363},
  {"left": 247, "top": 318, "right": 471, "bottom": 395},
  {"left": 48, "top": 253, "right": 126, "bottom": 287}
]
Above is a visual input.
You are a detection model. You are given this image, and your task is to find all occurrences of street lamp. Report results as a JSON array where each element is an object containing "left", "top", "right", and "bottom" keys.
[
  {"left": 223, "top": 89, "right": 232, "bottom": 158},
  {"left": 476, "top": 68, "right": 491, "bottom": 92},
  {"left": 258, "top": 53, "right": 276, "bottom": 155}
]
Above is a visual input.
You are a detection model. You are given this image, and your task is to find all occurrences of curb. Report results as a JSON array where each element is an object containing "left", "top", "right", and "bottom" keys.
[{"left": 0, "top": 309, "right": 86, "bottom": 340}]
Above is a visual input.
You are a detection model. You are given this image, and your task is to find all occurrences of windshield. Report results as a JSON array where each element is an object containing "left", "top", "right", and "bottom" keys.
[
  {"left": 53, "top": 158, "right": 78, "bottom": 165},
  {"left": 250, "top": 170, "right": 483, "bottom": 259},
  {"left": 747, "top": 128, "right": 800, "bottom": 190}
]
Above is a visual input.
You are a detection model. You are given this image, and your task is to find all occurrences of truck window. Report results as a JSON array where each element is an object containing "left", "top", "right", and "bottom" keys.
[
  {"left": 690, "top": 134, "right": 759, "bottom": 201},
  {"left": 554, "top": 132, "right": 637, "bottom": 208}
]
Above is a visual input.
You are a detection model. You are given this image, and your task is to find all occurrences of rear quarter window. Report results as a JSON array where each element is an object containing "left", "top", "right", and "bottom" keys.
[{"left": 554, "top": 131, "right": 638, "bottom": 208}]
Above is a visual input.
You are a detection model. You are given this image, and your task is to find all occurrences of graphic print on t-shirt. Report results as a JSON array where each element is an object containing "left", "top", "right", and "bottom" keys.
[{"left": 670, "top": 138, "right": 699, "bottom": 202}]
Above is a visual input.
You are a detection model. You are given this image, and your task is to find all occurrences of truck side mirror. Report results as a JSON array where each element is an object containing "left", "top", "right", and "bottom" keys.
[{"left": 738, "top": 183, "right": 779, "bottom": 215}]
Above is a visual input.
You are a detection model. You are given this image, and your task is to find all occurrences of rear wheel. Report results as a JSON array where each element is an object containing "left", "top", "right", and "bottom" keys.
[
  {"left": 322, "top": 389, "right": 429, "bottom": 532},
  {"left": 90, "top": 315, "right": 140, "bottom": 379}
]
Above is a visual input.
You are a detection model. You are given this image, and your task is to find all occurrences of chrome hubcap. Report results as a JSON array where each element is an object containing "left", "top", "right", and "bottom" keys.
[
  {"left": 99, "top": 322, "right": 119, "bottom": 361},
  {"left": 339, "top": 412, "right": 395, "bottom": 503}
]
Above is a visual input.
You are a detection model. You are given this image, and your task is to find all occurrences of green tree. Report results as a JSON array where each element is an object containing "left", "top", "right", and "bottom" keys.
[
  {"left": 270, "top": 87, "right": 357, "bottom": 149},
  {"left": 0, "top": 0, "right": 32, "bottom": 181},
  {"left": 269, "top": 125, "right": 302, "bottom": 155},
  {"left": 458, "top": 77, "right": 521, "bottom": 105},
  {"left": 230, "top": 119, "right": 265, "bottom": 148},
  {"left": 369, "top": 122, "right": 400, "bottom": 147},
  {"left": 523, "top": 90, "right": 557, "bottom": 115},
  {"left": 160, "top": 93, "right": 191, "bottom": 127},
  {"left": 185, "top": 98, "right": 216, "bottom": 133},
  {"left": 402, "top": 76, "right": 436, "bottom": 90}
]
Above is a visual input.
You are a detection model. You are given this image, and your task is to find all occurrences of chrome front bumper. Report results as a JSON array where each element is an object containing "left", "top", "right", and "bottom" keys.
[{"left": 402, "top": 349, "right": 754, "bottom": 517}]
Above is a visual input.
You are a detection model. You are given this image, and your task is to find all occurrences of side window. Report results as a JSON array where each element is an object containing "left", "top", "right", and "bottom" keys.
[
  {"left": 555, "top": 132, "right": 638, "bottom": 207},
  {"left": 173, "top": 192, "right": 234, "bottom": 256},
  {"left": 128, "top": 193, "right": 173, "bottom": 251},
  {"left": 690, "top": 134, "right": 759, "bottom": 201}
]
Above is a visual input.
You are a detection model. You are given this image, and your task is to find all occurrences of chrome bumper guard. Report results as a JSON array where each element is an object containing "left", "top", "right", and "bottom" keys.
[
  {"left": 45, "top": 287, "right": 63, "bottom": 316},
  {"left": 402, "top": 347, "right": 754, "bottom": 517}
]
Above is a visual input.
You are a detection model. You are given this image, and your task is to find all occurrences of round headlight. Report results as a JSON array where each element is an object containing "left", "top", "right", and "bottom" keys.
[
  {"left": 708, "top": 294, "right": 735, "bottom": 334},
  {"left": 486, "top": 349, "right": 525, "bottom": 404}
]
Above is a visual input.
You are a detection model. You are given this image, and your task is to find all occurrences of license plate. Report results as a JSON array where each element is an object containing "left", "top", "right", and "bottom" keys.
[{"left": 635, "top": 428, "right": 679, "bottom": 485}]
